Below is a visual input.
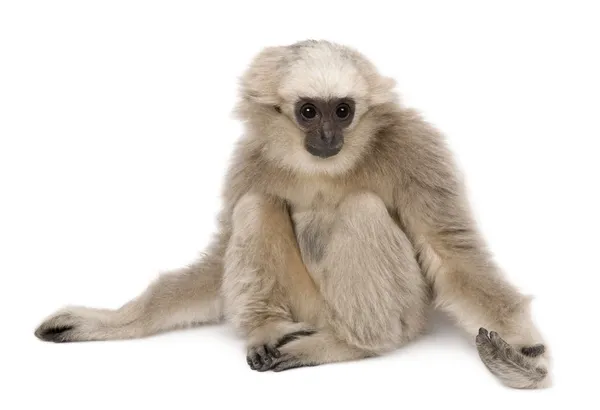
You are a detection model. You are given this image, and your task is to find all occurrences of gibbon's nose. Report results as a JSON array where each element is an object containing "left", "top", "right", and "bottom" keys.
[{"left": 321, "top": 124, "right": 335, "bottom": 144}]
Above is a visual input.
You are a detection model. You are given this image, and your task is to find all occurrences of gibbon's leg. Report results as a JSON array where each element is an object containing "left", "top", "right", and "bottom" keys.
[
  {"left": 34, "top": 238, "right": 225, "bottom": 342},
  {"left": 268, "top": 191, "right": 430, "bottom": 371},
  {"left": 222, "top": 193, "right": 368, "bottom": 372}
]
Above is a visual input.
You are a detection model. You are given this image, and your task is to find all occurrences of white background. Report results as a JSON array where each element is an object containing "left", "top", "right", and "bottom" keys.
[{"left": 1, "top": 1, "right": 598, "bottom": 408}]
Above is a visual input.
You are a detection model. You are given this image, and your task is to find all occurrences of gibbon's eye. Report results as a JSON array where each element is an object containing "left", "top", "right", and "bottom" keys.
[
  {"left": 300, "top": 103, "right": 318, "bottom": 120},
  {"left": 335, "top": 103, "right": 350, "bottom": 119}
]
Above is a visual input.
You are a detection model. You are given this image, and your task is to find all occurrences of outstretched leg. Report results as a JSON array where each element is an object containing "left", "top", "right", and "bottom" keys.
[{"left": 34, "top": 237, "right": 225, "bottom": 342}]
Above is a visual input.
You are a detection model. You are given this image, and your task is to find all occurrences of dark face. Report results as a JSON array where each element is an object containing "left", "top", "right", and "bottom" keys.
[{"left": 294, "top": 98, "right": 355, "bottom": 158}]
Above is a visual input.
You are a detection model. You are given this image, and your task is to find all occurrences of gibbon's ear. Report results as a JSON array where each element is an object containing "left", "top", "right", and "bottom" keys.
[
  {"left": 239, "top": 46, "right": 287, "bottom": 106},
  {"left": 368, "top": 75, "right": 397, "bottom": 106}
]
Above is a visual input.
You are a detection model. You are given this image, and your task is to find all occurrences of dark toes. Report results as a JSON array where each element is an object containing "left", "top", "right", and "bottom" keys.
[
  {"left": 257, "top": 346, "right": 272, "bottom": 371},
  {"left": 475, "top": 328, "right": 490, "bottom": 345},
  {"left": 260, "top": 357, "right": 272, "bottom": 370},
  {"left": 488, "top": 331, "right": 503, "bottom": 345},
  {"left": 247, "top": 344, "right": 281, "bottom": 371},
  {"left": 484, "top": 330, "right": 514, "bottom": 356},
  {"left": 476, "top": 328, "right": 545, "bottom": 358},
  {"left": 246, "top": 349, "right": 262, "bottom": 370},
  {"left": 266, "top": 344, "right": 281, "bottom": 358},
  {"left": 35, "top": 325, "right": 74, "bottom": 343},
  {"left": 521, "top": 344, "right": 545, "bottom": 357},
  {"left": 251, "top": 353, "right": 262, "bottom": 370}
]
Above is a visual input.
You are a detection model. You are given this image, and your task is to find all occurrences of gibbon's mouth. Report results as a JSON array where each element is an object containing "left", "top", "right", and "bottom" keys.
[{"left": 305, "top": 144, "right": 342, "bottom": 159}]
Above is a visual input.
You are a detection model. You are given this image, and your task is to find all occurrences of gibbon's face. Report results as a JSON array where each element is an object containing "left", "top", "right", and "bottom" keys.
[
  {"left": 239, "top": 40, "right": 397, "bottom": 175},
  {"left": 293, "top": 97, "right": 356, "bottom": 158}
]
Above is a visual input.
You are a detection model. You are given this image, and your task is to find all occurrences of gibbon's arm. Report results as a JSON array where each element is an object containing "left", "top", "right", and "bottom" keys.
[
  {"left": 394, "top": 114, "right": 549, "bottom": 388},
  {"left": 221, "top": 193, "right": 334, "bottom": 371},
  {"left": 399, "top": 169, "right": 532, "bottom": 338}
]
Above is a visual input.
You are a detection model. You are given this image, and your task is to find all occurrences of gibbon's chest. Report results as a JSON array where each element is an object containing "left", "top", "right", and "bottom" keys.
[
  {"left": 284, "top": 180, "right": 353, "bottom": 271},
  {"left": 284, "top": 180, "right": 344, "bottom": 267},
  {"left": 283, "top": 178, "right": 396, "bottom": 271},
  {"left": 291, "top": 207, "right": 335, "bottom": 272},
  {"left": 283, "top": 178, "right": 347, "bottom": 210}
]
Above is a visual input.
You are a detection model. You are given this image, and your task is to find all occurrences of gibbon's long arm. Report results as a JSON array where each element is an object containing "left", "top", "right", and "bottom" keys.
[{"left": 394, "top": 113, "right": 549, "bottom": 389}]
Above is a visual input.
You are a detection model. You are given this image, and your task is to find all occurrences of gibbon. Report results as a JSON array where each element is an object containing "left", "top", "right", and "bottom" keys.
[{"left": 35, "top": 39, "right": 550, "bottom": 389}]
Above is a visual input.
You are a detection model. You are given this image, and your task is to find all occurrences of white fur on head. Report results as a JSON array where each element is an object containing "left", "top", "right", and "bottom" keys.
[
  {"left": 237, "top": 40, "right": 398, "bottom": 176},
  {"left": 279, "top": 43, "right": 369, "bottom": 103},
  {"left": 239, "top": 40, "right": 397, "bottom": 109}
]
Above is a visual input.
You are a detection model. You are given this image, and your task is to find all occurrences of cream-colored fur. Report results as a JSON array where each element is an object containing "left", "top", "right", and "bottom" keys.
[{"left": 35, "top": 40, "right": 550, "bottom": 388}]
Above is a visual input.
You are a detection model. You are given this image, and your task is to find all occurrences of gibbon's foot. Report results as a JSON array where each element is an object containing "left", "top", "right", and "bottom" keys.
[
  {"left": 476, "top": 328, "right": 547, "bottom": 389},
  {"left": 35, "top": 306, "right": 128, "bottom": 343},
  {"left": 35, "top": 323, "right": 75, "bottom": 342},
  {"left": 35, "top": 310, "right": 82, "bottom": 342},
  {"left": 246, "top": 329, "right": 316, "bottom": 372}
]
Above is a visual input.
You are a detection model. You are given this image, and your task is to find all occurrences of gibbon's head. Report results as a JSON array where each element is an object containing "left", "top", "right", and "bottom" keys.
[{"left": 236, "top": 40, "right": 398, "bottom": 176}]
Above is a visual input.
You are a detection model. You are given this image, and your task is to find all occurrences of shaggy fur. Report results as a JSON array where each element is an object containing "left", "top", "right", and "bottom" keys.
[{"left": 34, "top": 39, "right": 550, "bottom": 388}]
